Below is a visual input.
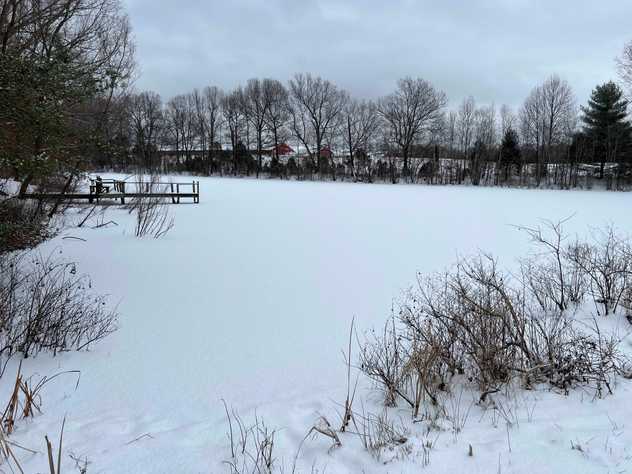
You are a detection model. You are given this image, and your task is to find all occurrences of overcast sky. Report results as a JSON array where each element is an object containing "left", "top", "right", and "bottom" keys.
[{"left": 123, "top": 0, "right": 631, "bottom": 109}]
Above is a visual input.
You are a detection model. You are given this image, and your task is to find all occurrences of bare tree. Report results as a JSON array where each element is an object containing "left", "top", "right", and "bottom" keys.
[
  {"left": 520, "top": 76, "right": 575, "bottom": 185},
  {"left": 192, "top": 88, "right": 208, "bottom": 166},
  {"left": 520, "top": 86, "right": 544, "bottom": 184},
  {"left": 471, "top": 104, "right": 496, "bottom": 185},
  {"left": 541, "top": 76, "right": 576, "bottom": 162},
  {"left": 288, "top": 73, "right": 348, "bottom": 176},
  {"left": 242, "top": 78, "right": 271, "bottom": 178},
  {"left": 128, "top": 91, "right": 163, "bottom": 172},
  {"left": 378, "top": 78, "right": 447, "bottom": 181},
  {"left": 222, "top": 88, "right": 246, "bottom": 175},
  {"left": 1, "top": 0, "right": 133, "bottom": 73},
  {"left": 500, "top": 104, "right": 516, "bottom": 136},
  {"left": 203, "top": 86, "right": 224, "bottom": 174},
  {"left": 164, "top": 95, "right": 185, "bottom": 167},
  {"left": 343, "top": 99, "right": 380, "bottom": 180},
  {"left": 457, "top": 97, "right": 476, "bottom": 159},
  {"left": 263, "top": 80, "right": 290, "bottom": 161},
  {"left": 616, "top": 40, "right": 632, "bottom": 97},
  {"left": 164, "top": 94, "right": 196, "bottom": 167},
  {"left": 445, "top": 110, "right": 458, "bottom": 169}
]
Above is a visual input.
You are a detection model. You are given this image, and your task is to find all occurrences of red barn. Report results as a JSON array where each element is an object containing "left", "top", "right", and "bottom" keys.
[
  {"left": 275, "top": 143, "right": 294, "bottom": 156},
  {"left": 319, "top": 146, "right": 332, "bottom": 159}
]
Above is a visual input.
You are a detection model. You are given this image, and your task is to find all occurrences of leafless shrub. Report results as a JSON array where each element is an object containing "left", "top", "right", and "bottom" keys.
[
  {"left": 412, "top": 255, "right": 533, "bottom": 393},
  {"left": 517, "top": 218, "right": 587, "bottom": 312},
  {"left": 130, "top": 175, "right": 174, "bottom": 239},
  {"left": 401, "top": 331, "right": 443, "bottom": 419},
  {"left": 0, "top": 251, "right": 118, "bottom": 374},
  {"left": 566, "top": 226, "right": 632, "bottom": 316},
  {"left": 358, "top": 315, "right": 407, "bottom": 408},
  {"left": 360, "top": 227, "right": 631, "bottom": 413},
  {"left": 134, "top": 195, "right": 173, "bottom": 238}
]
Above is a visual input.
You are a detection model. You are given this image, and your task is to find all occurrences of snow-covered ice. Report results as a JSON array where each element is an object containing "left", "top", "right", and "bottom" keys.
[{"left": 3, "top": 176, "right": 632, "bottom": 473}]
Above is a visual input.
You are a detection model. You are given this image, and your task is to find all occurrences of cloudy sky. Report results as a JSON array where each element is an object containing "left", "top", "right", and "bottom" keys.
[{"left": 123, "top": 0, "right": 631, "bottom": 109}]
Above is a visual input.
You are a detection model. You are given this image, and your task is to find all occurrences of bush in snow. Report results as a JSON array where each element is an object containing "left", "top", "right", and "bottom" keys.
[
  {"left": 0, "top": 198, "right": 50, "bottom": 254},
  {"left": 360, "top": 223, "right": 632, "bottom": 413},
  {"left": 126, "top": 175, "right": 174, "bottom": 239},
  {"left": 0, "top": 251, "right": 118, "bottom": 375},
  {"left": 566, "top": 226, "right": 632, "bottom": 316}
]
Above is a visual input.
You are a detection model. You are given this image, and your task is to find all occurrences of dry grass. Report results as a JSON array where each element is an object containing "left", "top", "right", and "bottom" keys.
[
  {"left": 2, "top": 361, "right": 80, "bottom": 436},
  {"left": 222, "top": 401, "right": 278, "bottom": 474},
  {"left": 44, "top": 417, "right": 66, "bottom": 474}
]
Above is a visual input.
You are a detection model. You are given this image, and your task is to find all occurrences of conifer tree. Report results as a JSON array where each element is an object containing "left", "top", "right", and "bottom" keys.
[
  {"left": 581, "top": 81, "right": 632, "bottom": 178},
  {"left": 500, "top": 127, "right": 521, "bottom": 181}
]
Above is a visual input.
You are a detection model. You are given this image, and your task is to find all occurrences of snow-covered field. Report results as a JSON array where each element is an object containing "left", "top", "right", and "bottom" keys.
[{"left": 4, "top": 176, "right": 632, "bottom": 473}]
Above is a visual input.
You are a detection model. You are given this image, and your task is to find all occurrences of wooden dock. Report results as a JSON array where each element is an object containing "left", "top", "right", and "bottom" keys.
[{"left": 20, "top": 179, "right": 200, "bottom": 204}]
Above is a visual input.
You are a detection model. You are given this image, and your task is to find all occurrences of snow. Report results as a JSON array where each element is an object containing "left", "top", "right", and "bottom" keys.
[
  {"left": 0, "top": 178, "right": 23, "bottom": 197},
  {"left": 3, "top": 176, "right": 632, "bottom": 473}
]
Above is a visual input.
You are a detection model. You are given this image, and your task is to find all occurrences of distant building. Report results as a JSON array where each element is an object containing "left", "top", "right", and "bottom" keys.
[
  {"left": 263, "top": 143, "right": 294, "bottom": 157},
  {"left": 319, "top": 146, "right": 333, "bottom": 159},
  {"left": 275, "top": 143, "right": 294, "bottom": 156}
]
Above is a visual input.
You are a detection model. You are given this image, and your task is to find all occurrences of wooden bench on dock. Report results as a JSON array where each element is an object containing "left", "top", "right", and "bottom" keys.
[{"left": 20, "top": 178, "right": 200, "bottom": 204}]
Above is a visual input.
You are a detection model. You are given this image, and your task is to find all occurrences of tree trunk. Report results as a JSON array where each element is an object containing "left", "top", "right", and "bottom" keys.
[
  {"left": 316, "top": 133, "right": 322, "bottom": 176},
  {"left": 18, "top": 174, "right": 33, "bottom": 197},
  {"left": 347, "top": 117, "right": 354, "bottom": 180},
  {"left": 402, "top": 147, "right": 409, "bottom": 182},
  {"left": 257, "top": 130, "right": 262, "bottom": 179},
  {"left": 207, "top": 127, "right": 214, "bottom": 176}
]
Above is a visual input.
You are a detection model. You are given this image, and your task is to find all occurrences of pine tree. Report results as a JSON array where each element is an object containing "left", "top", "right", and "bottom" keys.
[
  {"left": 581, "top": 81, "right": 632, "bottom": 179},
  {"left": 499, "top": 127, "right": 521, "bottom": 181}
]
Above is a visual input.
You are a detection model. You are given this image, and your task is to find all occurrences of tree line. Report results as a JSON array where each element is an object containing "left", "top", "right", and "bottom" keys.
[
  {"left": 2, "top": 2, "right": 632, "bottom": 191},
  {"left": 102, "top": 63, "right": 632, "bottom": 190}
]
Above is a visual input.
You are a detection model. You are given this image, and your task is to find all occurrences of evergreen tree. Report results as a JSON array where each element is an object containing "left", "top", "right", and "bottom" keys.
[
  {"left": 581, "top": 81, "right": 632, "bottom": 178},
  {"left": 0, "top": 50, "right": 105, "bottom": 193},
  {"left": 500, "top": 127, "right": 521, "bottom": 181},
  {"left": 0, "top": 1, "right": 134, "bottom": 193}
]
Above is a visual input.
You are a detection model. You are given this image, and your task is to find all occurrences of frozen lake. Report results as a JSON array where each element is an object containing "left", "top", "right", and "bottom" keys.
[{"left": 8, "top": 177, "right": 632, "bottom": 473}]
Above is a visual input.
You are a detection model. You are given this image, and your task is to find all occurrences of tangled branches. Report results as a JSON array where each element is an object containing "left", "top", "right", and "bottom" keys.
[
  {"left": 127, "top": 175, "right": 174, "bottom": 239},
  {"left": 360, "top": 222, "right": 631, "bottom": 413},
  {"left": 0, "top": 251, "right": 118, "bottom": 375}
]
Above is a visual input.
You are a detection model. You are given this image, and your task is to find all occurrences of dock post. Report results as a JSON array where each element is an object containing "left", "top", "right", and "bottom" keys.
[
  {"left": 120, "top": 181, "right": 126, "bottom": 204},
  {"left": 176, "top": 183, "right": 180, "bottom": 204},
  {"left": 170, "top": 183, "right": 176, "bottom": 204}
]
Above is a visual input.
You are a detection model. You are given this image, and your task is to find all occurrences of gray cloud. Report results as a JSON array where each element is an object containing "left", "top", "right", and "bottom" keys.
[{"left": 123, "top": 0, "right": 631, "bottom": 109}]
